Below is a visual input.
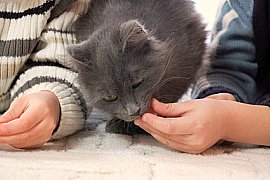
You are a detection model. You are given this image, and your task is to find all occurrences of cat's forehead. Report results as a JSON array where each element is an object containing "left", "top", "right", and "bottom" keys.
[
  {"left": 95, "top": 27, "right": 121, "bottom": 46},
  {"left": 95, "top": 39, "right": 122, "bottom": 60}
]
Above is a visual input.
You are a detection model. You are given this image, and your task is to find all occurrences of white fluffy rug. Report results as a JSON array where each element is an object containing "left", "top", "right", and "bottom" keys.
[{"left": 0, "top": 108, "right": 270, "bottom": 180}]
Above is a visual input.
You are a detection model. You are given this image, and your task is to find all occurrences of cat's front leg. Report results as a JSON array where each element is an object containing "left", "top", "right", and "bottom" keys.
[{"left": 105, "top": 118, "right": 148, "bottom": 135}]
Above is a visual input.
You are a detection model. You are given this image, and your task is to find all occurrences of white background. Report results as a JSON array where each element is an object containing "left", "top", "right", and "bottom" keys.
[{"left": 193, "top": 0, "right": 221, "bottom": 31}]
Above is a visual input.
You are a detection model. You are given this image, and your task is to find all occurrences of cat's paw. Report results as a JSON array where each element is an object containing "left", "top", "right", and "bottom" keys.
[{"left": 105, "top": 118, "right": 148, "bottom": 135}]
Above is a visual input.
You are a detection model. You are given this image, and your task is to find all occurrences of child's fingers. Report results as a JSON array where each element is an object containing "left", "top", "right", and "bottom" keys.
[
  {"left": 136, "top": 120, "right": 198, "bottom": 153},
  {"left": 135, "top": 119, "right": 192, "bottom": 143},
  {"left": 139, "top": 113, "right": 193, "bottom": 135},
  {"left": 150, "top": 99, "right": 193, "bottom": 117},
  {"left": 0, "top": 110, "right": 18, "bottom": 124},
  {"left": 11, "top": 135, "right": 47, "bottom": 149},
  {"left": 150, "top": 133, "right": 201, "bottom": 154},
  {"left": 0, "top": 119, "right": 51, "bottom": 147},
  {"left": 207, "top": 93, "right": 236, "bottom": 101},
  {"left": 0, "top": 98, "right": 26, "bottom": 123},
  {"left": 0, "top": 105, "right": 43, "bottom": 136}
]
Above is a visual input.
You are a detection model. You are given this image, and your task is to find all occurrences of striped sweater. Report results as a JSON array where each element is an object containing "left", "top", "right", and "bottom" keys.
[{"left": 0, "top": 0, "right": 90, "bottom": 139}]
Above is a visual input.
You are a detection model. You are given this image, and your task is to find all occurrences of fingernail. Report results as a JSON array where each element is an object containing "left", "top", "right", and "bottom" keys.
[
  {"left": 151, "top": 98, "right": 158, "bottom": 105},
  {"left": 134, "top": 120, "right": 139, "bottom": 125},
  {"left": 142, "top": 114, "right": 148, "bottom": 122},
  {"left": 0, "top": 115, "right": 5, "bottom": 122}
]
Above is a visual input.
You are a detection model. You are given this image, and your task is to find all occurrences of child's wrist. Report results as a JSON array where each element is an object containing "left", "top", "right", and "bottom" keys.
[{"left": 219, "top": 100, "right": 236, "bottom": 141}]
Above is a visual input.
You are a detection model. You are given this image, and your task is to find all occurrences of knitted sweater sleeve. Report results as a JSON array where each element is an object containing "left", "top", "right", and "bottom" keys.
[
  {"left": 192, "top": 0, "right": 257, "bottom": 103},
  {"left": 4, "top": 0, "right": 91, "bottom": 139}
]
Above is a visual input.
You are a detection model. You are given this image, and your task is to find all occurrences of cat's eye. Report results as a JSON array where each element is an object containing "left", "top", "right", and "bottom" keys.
[
  {"left": 103, "top": 95, "right": 118, "bottom": 102},
  {"left": 132, "top": 79, "right": 144, "bottom": 89}
]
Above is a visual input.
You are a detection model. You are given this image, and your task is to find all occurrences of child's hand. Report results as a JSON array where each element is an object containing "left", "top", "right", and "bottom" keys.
[
  {"left": 135, "top": 98, "right": 232, "bottom": 154},
  {"left": 0, "top": 91, "right": 60, "bottom": 149},
  {"left": 207, "top": 93, "right": 236, "bottom": 101}
]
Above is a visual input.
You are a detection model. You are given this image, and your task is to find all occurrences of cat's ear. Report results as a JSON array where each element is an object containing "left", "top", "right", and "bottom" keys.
[
  {"left": 120, "top": 20, "right": 150, "bottom": 52},
  {"left": 66, "top": 43, "right": 89, "bottom": 62},
  {"left": 66, "top": 42, "right": 93, "bottom": 70}
]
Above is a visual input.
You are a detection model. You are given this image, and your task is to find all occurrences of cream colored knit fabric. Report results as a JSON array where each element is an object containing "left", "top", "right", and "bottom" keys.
[{"left": 0, "top": 0, "right": 90, "bottom": 139}]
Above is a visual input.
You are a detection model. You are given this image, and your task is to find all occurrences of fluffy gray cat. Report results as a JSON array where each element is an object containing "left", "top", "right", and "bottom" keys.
[{"left": 67, "top": 0, "right": 207, "bottom": 135}]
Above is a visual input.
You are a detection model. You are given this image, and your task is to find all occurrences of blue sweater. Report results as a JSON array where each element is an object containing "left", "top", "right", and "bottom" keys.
[{"left": 192, "top": 0, "right": 269, "bottom": 106}]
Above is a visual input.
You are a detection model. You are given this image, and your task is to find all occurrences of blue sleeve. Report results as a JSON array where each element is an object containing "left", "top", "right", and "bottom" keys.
[{"left": 192, "top": 0, "right": 257, "bottom": 103}]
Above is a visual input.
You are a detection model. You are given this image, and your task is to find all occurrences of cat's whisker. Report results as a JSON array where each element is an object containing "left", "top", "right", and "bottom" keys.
[
  {"left": 154, "top": 44, "right": 175, "bottom": 87},
  {"left": 142, "top": 92, "right": 154, "bottom": 103},
  {"left": 107, "top": 118, "right": 122, "bottom": 129},
  {"left": 59, "top": 53, "right": 93, "bottom": 71},
  {"left": 154, "top": 94, "right": 184, "bottom": 100},
  {"left": 70, "top": 57, "right": 93, "bottom": 70},
  {"left": 152, "top": 76, "right": 189, "bottom": 94}
]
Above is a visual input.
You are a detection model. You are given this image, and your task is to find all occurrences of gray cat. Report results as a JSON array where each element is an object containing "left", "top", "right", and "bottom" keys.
[{"left": 67, "top": 0, "right": 207, "bottom": 135}]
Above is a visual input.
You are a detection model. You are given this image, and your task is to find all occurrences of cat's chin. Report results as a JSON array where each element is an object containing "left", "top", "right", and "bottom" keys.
[{"left": 116, "top": 115, "right": 141, "bottom": 122}]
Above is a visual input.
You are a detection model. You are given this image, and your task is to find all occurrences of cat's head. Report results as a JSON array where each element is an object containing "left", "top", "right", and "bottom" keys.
[{"left": 67, "top": 20, "right": 167, "bottom": 121}]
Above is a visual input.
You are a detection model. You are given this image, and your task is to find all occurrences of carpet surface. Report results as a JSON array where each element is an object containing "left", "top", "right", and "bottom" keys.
[{"left": 0, "top": 108, "right": 269, "bottom": 180}]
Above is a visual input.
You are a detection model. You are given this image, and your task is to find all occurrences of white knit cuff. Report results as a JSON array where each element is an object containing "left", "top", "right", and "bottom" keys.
[{"left": 11, "top": 66, "right": 88, "bottom": 139}]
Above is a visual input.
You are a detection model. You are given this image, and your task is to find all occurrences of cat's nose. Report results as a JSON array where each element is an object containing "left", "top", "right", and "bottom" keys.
[{"left": 126, "top": 104, "right": 141, "bottom": 117}]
